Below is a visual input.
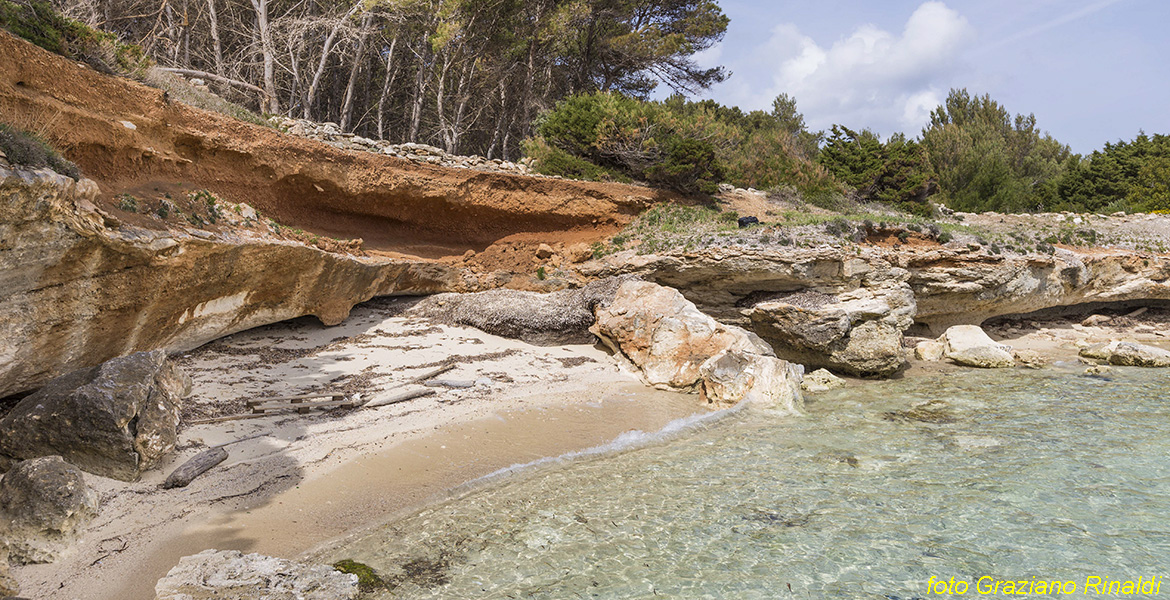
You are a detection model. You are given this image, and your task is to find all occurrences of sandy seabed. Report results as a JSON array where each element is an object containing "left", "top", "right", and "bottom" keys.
[{"left": 13, "top": 298, "right": 704, "bottom": 600}]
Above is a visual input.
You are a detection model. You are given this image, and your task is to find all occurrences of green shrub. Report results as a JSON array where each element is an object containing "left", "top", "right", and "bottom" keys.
[
  {"left": 522, "top": 138, "right": 629, "bottom": 182},
  {"left": 0, "top": 0, "right": 150, "bottom": 77},
  {"left": 117, "top": 194, "right": 138, "bottom": 212},
  {"left": 0, "top": 123, "right": 80, "bottom": 178}
]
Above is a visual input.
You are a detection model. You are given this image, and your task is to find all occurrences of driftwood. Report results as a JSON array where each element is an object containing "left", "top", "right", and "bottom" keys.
[
  {"left": 364, "top": 388, "right": 436, "bottom": 408},
  {"left": 424, "top": 379, "right": 475, "bottom": 388},
  {"left": 161, "top": 447, "right": 228, "bottom": 489},
  {"left": 409, "top": 363, "right": 456, "bottom": 383}
]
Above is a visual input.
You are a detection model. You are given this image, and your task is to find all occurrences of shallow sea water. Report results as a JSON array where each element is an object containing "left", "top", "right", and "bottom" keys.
[{"left": 331, "top": 366, "right": 1170, "bottom": 599}]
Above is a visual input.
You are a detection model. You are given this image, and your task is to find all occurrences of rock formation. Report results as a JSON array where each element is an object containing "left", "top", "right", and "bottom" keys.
[
  {"left": 591, "top": 280, "right": 803, "bottom": 411},
  {"left": 936, "top": 325, "right": 1015, "bottom": 368},
  {"left": 801, "top": 369, "right": 846, "bottom": 392},
  {"left": 1080, "top": 340, "right": 1170, "bottom": 367},
  {"left": 0, "top": 351, "right": 190, "bottom": 480},
  {"left": 154, "top": 550, "right": 358, "bottom": 600},
  {"left": 0, "top": 456, "right": 99, "bottom": 564}
]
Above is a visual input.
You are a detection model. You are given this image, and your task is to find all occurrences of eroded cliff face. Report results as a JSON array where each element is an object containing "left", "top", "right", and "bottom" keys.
[
  {"left": 583, "top": 244, "right": 1170, "bottom": 375},
  {"left": 0, "top": 167, "right": 459, "bottom": 397}
]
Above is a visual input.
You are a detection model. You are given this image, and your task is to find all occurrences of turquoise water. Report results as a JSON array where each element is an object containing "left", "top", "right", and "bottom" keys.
[{"left": 332, "top": 367, "right": 1170, "bottom": 599}]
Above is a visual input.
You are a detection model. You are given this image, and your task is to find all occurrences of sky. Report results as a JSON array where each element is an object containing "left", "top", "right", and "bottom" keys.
[{"left": 685, "top": 0, "right": 1169, "bottom": 154}]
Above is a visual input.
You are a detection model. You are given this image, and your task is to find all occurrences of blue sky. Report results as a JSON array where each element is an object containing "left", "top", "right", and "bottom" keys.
[{"left": 686, "top": 0, "right": 1169, "bottom": 154}]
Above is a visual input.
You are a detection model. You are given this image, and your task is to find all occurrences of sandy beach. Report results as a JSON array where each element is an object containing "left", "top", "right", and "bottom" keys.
[{"left": 12, "top": 298, "right": 706, "bottom": 600}]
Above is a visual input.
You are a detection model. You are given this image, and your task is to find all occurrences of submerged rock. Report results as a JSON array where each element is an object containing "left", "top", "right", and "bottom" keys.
[
  {"left": 0, "top": 456, "right": 99, "bottom": 564},
  {"left": 1079, "top": 340, "right": 1170, "bottom": 367},
  {"left": 0, "top": 351, "right": 191, "bottom": 481},
  {"left": 940, "top": 325, "right": 1015, "bottom": 368},
  {"left": 154, "top": 549, "right": 358, "bottom": 600},
  {"left": 801, "top": 368, "right": 846, "bottom": 392},
  {"left": 591, "top": 280, "right": 803, "bottom": 408}
]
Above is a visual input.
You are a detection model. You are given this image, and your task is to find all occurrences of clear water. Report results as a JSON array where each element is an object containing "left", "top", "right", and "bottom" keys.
[{"left": 330, "top": 367, "right": 1170, "bottom": 599}]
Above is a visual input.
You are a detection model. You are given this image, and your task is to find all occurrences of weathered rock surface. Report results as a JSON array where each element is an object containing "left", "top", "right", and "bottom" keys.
[
  {"left": 1079, "top": 340, "right": 1170, "bottom": 367},
  {"left": 154, "top": 549, "right": 358, "bottom": 600},
  {"left": 748, "top": 281, "right": 915, "bottom": 376},
  {"left": 0, "top": 166, "right": 457, "bottom": 397},
  {"left": 940, "top": 325, "right": 1015, "bottom": 368},
  {"left": 586, "top": 245, "right": 1170, "bottom": 376},
  {"left": 0, "top": 548, "right": 17, "bottom": 597},
  {"left": 409, "top": 277, "right": 630, "bottom": 345},
  {"left": 801, "top": 368, "right": 846, "bottom": 392},
  {"left": 0, "top": 351, "right": 190, "bottom": 480},
  {"left": 0, "top": 456, "right": 99, "bottom": 564},
  {"left": 591, "top": 280, "right": 803, "bottom": 409}
]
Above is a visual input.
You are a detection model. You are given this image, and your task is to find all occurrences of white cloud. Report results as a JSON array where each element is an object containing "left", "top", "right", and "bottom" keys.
[{"left": 709, "top": 1, "right": 975, "bottom": 136}]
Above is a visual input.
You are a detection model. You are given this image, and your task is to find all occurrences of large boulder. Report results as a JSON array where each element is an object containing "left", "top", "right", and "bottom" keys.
[
  {"left": 0, "top": 351, "right": 191, "bottom": 481},
  {"left": 591, "top": 280, "right": 803, "bottom": 409},
  {"left": 0, "top": 456, "right": 99, "bottom": 564},
  {"left": 409, "top": 278, "right": 629, "bottom": 345},
  {"left": 801, "top": 368, "right": 847, "bottom": 393},
  {"left": 699, "top": 350, "right": 804, "bottom": 412},
  {"left": 748, "top": 282, "right": 916, "bottom": 377},
  {"left": 1080, "top": 340, "right": 1170, "bottom": 367},
  {"left": 154, "top": 549, "right": 359, "bottom": 600},
  {"left": 940, "top": 325, "right": 1015, "bottom": 368}
]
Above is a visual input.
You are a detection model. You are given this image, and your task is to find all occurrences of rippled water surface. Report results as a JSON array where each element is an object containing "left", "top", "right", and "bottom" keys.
[{"left": 331, "top": 367, "right": 1170, "bottom": 598}]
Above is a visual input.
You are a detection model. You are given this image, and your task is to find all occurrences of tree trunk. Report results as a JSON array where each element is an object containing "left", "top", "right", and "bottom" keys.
[
  {"left": 339, "top": 12, "right": 373, "bottom": 132},
  {"left": 206, "top": 0, "right": 223, "bottom": 76},
  {"left": 303, "top": 2, "right": 363, "bottom": 120},
  {"left": 249, "top": 0, "right": 279, "bottom": 113},
  {"left": 376, "top": 36, "right": 399, "bottom": 140}
]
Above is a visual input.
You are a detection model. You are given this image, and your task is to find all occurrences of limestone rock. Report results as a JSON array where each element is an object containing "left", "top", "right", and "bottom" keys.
[
  {"left": 410, "top": 278, "right": 629, "bottom": 345},
  {"left": 1081, "top": 314, "right": 1112, "bottom": 327},
  {"left": 535, "top": 243, "right": 556, "bottom": 259},
  {"left": 914, "top": 339, "right": 945, "bottom": 362},
  {"left": 801, "top": 368, "right": 846, "bottom": 393},
  {"left": 591, "top": 280, "right": 773, "bottom": 389},
  {"left": 154, "top": 549, "right": 358, "bottom": 600},
  {"left": 0, "top": 549, "right": 17, "bottom": 597},
  {"left": 1079, "top": 341, "right": 1170, "bottom": 367},
  {"left": 0, "top": 456, "right": 99, "bottom": 564},
  {"left": 0, "top": 351, "right": 190, "bottom": 481},
  {"left": 748, "top": 282, "right": 916, "bottom": 376},
  {"left": 940, "top": 325, "right": 1015, "bottom": 368},
  {"left": 699, "top": 350, "right": 804, "bottom": 412},
  {"left": 1013, "top": 349, "right": 1046, "bottom": 369},
  {"left": 566, "top": 243, "right": 594, "bottom": 263}
]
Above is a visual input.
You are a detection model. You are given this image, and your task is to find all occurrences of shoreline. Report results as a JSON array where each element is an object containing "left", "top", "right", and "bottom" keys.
[
  {"left": 12, "top": 299, "right": 707, "bottom": 600},
  {"left": 11, "top": 298, "right": 1169, "bottom": 599}
]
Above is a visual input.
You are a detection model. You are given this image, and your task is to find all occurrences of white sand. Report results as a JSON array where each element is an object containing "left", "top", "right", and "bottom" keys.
[{"left": 13, "top": 298, "right": 705, "bottom": 600}]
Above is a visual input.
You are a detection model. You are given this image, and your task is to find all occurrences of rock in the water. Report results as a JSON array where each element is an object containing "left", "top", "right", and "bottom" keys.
[
  {"left": 1079, "top": 340, "right": 1170, "bottom": 367},
  {"left": 0, "top": 351, "right": 191, "bottom": 481},
  {"left": 699, "top": 350, "right": 803, "bottom": 412},
  {"left": 591, "top": 280, "right": 774, "bottom": 390},
  {"left": 155, "top": 549, "right": 358, "bottom": 600},
  {"left": 0, "top": 456, "right": 99, "bottom": 564},
  {"left": 801, "top": 368, "right": 846, "bottom": 392},
  {"left": 940, "top": 325, "right": 1015, "bottom": 368},
  {"left": 749, "top": 282, "right": 916, "bottom": 376}
]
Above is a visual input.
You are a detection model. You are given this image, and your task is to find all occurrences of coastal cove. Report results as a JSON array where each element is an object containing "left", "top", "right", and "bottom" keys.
[{"left": 315, "top": 366, "right": 1170, "bottom": 600}]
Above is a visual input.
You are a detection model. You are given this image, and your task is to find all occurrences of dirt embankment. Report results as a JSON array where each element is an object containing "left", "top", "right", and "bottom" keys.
[{"left": 0, "top": 31, "right": 675, "bottom": 262}]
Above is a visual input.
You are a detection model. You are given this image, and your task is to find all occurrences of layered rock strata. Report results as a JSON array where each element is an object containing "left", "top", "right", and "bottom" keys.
[{"left": 0, "top": 166, "right": 458, "bottom": 397}]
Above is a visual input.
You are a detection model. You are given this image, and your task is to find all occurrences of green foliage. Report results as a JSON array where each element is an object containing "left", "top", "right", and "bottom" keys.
[
  {"left": 0, "top": 0, "right": 150, "bottom": 77},
  {"left": 818, "top": 126, "right": 936, "bottom": 215},
  {"left": 522, "top": 138, "right": 630, "bottom": 182},
  {"left": 116, "top": 194, "right": 138, "bottom": 212},
  {"left": 0, "top": 123, "right": 80, "bottom": 178},
  {"left": 531, "top": 91, "right": 838, "bottom": 197},
  {"left": 922, "top": 89, "right": 1072, "bottom": 213},
  {"left": 536, "top": 266, "right": 546, "bottom": 280},
  {"left": 1057, "top": 133, "right": 1170, "bottom": 213},
  {"left": 332, "top": 559, "right": 386, "bottom": 593}
]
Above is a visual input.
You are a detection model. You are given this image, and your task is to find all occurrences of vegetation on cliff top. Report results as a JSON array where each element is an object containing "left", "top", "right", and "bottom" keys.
[{"left": 0, "top": 123, "right": 80, "bottom": 179}]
